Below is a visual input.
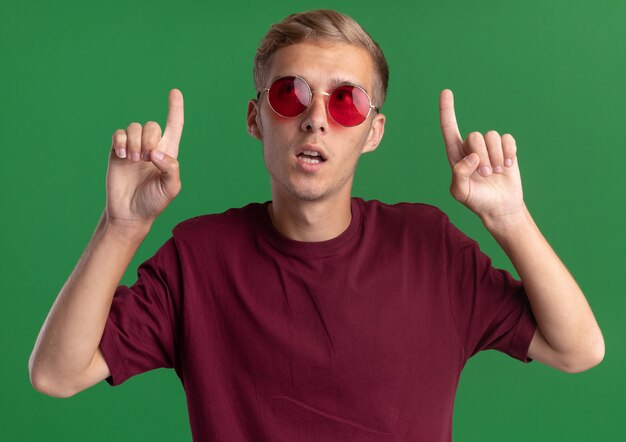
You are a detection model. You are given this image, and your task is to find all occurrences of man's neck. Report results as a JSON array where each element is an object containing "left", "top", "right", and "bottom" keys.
[{"left": 267, "top": 193, "right": 353, "bottom": 242}]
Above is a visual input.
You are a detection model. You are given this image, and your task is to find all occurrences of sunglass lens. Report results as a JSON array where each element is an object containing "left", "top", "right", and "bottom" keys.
[
  {"left": 328, "top": 85, "right": 371, "bottom": 126},
  {"left": 268, "top": 77, "right": 309, "bottom": 117}
]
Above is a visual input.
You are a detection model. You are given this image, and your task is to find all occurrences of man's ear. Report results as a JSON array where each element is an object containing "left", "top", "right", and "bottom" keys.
[
  {"left": 361, "top": 112, "right": 386, "bottom": 154},
  {"left": 247, "top": 99, "right": 262, "bottom": 140}
]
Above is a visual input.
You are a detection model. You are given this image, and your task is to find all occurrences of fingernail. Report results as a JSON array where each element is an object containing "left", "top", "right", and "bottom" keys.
[
  {"left": 465, "top": 154, "right": 478, "bottom": 165},
  {"left": 153, "top": 151, "right": 164, "bottom": 161},
  {"left": 505, "top": 159, "right": 513, "bottom": 167},
  {"left": 130, "top": 152, "right": 140, "bottom": 162},
  {"left": 494, "top": 165, "right": 503, "bottom": 174},
  {"left": 479, "top": 166, "right": 491, "bottom": 176},
  {"left": 118, "top": 148, "right": 127, "bottom": 159},
  {"left": 141, "top": 151, "right": 149, "bottom": 161}
]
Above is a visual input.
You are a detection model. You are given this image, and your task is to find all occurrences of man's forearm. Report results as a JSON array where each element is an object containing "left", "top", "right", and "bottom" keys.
[
  {"left": 483, "top": 205, "right": 604, "bottom": 372},
  {"left": 29, "top": 212, "right": 151, "bottom": 395}
]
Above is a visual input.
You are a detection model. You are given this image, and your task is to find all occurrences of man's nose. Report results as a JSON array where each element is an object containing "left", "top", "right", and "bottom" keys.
[{"left": 300, "top": 91, "right": 330, "bottom": 133}]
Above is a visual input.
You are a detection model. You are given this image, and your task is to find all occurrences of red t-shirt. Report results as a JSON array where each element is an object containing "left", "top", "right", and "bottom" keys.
[{"left": 100, "top": 198, "right": 536, "bottom": 441}]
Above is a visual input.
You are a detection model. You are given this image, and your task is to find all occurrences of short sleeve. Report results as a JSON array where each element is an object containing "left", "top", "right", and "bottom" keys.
[
  {"left": 99, "top": 238, "right": 182, "bottom": 386},
  {"left": 444, "top": 219, "right": 537, "bottom": 363}
]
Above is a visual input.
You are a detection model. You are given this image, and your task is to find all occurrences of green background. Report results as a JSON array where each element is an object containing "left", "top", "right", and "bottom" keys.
[{"left": 1, "top": 0, "right": 624, "bottom": 440}]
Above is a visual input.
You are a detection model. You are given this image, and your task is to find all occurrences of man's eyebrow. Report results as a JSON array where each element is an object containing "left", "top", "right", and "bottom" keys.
[
  {"left": 265, "top": 74, "right": 369, "bottom": 93},
  {"left": 327, "top": 77, "right": 368, "bottom": 91}
]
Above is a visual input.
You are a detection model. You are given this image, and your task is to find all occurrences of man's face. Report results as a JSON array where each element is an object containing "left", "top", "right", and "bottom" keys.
[{"left": 247, "top": 40, "right": 386, "bottom": 203}]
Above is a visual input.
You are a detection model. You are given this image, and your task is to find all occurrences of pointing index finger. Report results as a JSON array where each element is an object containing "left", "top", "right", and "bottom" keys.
[
  {"left": 160, "top": 88, "right": 185, "bottom": 157},
  {"left": 439, "top": 89, "right": 463, "bottom": 164}
]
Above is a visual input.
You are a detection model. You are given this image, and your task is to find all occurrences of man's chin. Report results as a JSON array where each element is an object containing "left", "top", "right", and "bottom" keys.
[
  {"left": 283, "top": 180, "right": 352, "bottom": 203},
  {"left": 283, "top": 182, "right": 335, "bottom": 202},
  {"left": 288, "top": 188, "right": 328, "bottom": 202}
]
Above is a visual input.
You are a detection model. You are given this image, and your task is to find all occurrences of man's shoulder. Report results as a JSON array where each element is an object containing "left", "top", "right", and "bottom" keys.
[
  {"left": 171, "top": 202, "right": 265, "bottom": 239},
  {"left": 356, "top": 198, "right": 450, "bottom": 225}
]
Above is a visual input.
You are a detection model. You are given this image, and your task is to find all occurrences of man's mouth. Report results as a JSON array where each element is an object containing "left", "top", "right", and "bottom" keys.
[{"left": 297, "top": 150, "right": 327, "bottom": 164}]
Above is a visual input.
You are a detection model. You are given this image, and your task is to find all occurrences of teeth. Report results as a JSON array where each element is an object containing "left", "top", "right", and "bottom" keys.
[
  {"left": 301, "top": 157, "right": 321, "bottom": 164},
  {"left": 302, "top": 150, "right": 320, "bottom": 157}
]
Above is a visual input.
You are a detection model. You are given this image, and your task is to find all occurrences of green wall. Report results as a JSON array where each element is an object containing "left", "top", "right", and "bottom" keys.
[{"left": 2, "top": 0, "right": 623, "bottom": 440}]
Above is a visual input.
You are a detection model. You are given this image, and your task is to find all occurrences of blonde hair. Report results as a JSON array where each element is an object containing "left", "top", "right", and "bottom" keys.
[{"left": 254, "top": 10, "right": 389, "bottom": 108}]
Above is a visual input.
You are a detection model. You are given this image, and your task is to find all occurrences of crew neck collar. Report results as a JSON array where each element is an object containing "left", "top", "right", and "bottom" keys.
[{"left": 257, "top": 198, "right": 362, "bottom": 258}]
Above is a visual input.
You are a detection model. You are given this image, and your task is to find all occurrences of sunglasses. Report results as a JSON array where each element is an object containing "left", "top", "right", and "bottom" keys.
[{"left": 257, "top": 76, "right": 377, "bottom": 127}]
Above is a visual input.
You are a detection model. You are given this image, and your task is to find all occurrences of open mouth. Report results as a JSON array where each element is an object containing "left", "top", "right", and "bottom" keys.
[{"left": 297, "top": 150, "right": 326, "bottom": 164}]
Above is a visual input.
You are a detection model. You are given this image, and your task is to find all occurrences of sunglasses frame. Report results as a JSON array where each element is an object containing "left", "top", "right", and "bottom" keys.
[{"left": 257, "top": 76, "right": 377, "bottom": 127}]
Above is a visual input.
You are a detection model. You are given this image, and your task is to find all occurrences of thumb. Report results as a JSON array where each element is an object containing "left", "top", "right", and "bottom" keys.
[
  {"left": 450, "top": 153, "right": 479, "bottom": 202},
  {"left": 150, "top": 149, "right": 182, "bottom": 197}
]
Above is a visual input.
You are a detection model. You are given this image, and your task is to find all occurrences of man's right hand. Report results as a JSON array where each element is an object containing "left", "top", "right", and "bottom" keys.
[
  {"left": 107, "top": 89, "right": 184, "bottom": 227},
  {"left": 29, "top": 89, "right": 185, "bottom": 397}
]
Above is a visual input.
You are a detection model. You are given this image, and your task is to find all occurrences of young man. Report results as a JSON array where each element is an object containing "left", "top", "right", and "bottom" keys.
[{"left": 30, "top": 9, "right": 604, "bottom": 442}]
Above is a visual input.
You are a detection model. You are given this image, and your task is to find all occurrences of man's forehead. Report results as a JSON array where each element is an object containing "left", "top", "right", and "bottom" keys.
[{"left": 266, "top": 40, "right": 375, "bottom": 89}]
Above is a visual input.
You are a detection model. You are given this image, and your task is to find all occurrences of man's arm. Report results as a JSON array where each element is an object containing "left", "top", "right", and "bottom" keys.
[
  {"left": 29, "top": 89, "right": 184, "bottom": 397},
  {"left": 485, "top": 206, "right": 603, "bottom": 373},
  {"left": 438, "top": 89, "right": 604, "bottom": 373}
]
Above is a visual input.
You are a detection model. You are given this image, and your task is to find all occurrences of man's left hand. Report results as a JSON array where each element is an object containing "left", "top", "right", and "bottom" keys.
[{"left": 439, "top": 89, "right": 526, "bottom": 228}]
